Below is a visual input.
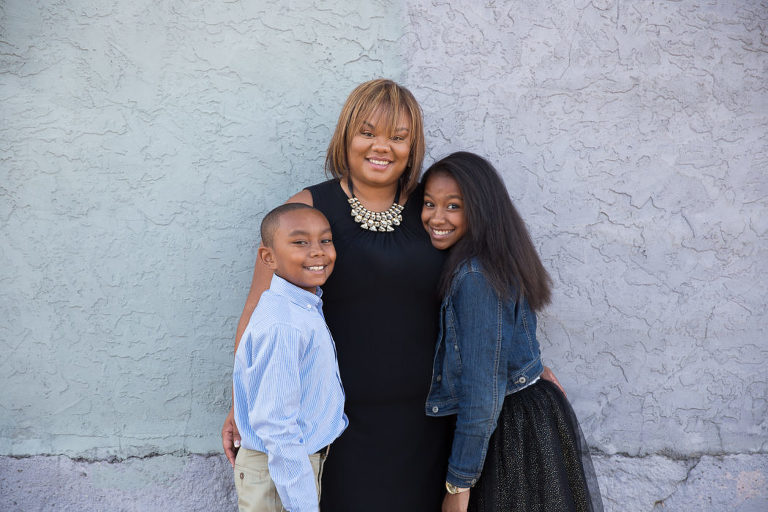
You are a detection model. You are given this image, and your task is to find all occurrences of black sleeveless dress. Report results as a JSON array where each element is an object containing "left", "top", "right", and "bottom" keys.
[{"left": 307, "top": 179, "right": 452, "bottom": 511}]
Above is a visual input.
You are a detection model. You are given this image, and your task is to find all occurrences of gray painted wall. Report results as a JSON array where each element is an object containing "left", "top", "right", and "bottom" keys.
[{"left": 1, "top": 0, "right": 766, "bottom": 510}]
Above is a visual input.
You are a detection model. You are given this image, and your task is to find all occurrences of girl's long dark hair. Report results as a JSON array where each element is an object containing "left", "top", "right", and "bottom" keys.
[{"left": 423, "top": 152, "right": 552, "bottom": 311}]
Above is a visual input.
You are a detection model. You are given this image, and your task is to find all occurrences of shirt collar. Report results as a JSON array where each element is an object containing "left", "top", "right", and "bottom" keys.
[{"left": 269, "top": 274, "right": 324, "bottom": 310}]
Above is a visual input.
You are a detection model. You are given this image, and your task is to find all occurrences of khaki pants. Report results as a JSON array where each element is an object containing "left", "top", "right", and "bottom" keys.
[{"left": 234, "top": 447, "right": 327, "bottom": 512}]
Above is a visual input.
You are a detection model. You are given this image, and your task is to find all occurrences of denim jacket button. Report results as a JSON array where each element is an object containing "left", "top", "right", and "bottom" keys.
[
  {"left": 436, "top": 375, "right": 442, "bottom": 382},
  {"left": 432, "top": 406, "right": 439, "bottom": 413},
  {"left": 517, "top": 376, "right": 526, "bottom": 384}
]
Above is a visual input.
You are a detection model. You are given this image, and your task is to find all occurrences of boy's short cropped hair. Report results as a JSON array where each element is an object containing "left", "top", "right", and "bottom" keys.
[{"left": 260, "top": 203, "right": 316, "bottom": 247}]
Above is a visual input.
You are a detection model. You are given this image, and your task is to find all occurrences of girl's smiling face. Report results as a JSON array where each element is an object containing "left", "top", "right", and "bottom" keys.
[{"left": 421, "top": 172, "right": 467, "bottom": 250}]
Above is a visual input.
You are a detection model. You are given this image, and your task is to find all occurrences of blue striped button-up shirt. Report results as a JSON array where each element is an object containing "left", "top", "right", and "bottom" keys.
[{"left": 233, "top": 274, "right": 347, "bottom": 512}]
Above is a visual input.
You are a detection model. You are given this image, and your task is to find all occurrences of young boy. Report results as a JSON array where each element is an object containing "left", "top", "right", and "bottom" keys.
[{"left": 232, "top": 203, "right": 347, "bottom": 512}]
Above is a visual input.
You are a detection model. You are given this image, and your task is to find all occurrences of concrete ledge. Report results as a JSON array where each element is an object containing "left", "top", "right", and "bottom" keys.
[
  {"left": 0, "top": 454, "right": 237, "bottom": 512},
  {"left": 1, "top": 453, "right": 766, "bottom": 511},
  {"left": 594, "top": 453, "right": 768, "bottom": 512}
]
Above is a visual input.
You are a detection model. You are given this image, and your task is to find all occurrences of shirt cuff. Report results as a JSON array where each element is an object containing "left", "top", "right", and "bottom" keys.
[{"left": 446, "top": 469, "right": 479, "bottom": 489}]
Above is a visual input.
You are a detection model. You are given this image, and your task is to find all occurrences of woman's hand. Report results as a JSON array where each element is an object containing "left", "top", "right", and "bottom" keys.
[
  {"left": 442, "top": 491, "right": 470, "bottom": 512},
  {"left": 541, "top": 365, "right": 566, "bottom": 397},
  {"left": 222, "top": 407, "right": 241, "bottom": 467}
]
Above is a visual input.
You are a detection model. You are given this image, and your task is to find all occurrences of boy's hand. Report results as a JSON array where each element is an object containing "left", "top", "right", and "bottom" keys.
[
  {"left": 222, "top": 407, "right": 241, "bottom": 467},
  {"left": 442, "top": 490, "right": 470, "bottom": 512}
]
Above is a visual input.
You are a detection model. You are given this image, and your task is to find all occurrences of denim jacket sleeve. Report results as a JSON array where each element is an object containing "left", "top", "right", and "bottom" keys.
[{"left": 445, "top": 269, "right": 508, "bottom": 488}]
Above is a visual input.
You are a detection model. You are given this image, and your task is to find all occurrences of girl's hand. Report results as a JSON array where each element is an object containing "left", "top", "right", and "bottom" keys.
[
  {"left": 442, "top": 490, "right": 470, "bottom": 512},
  {"left": 541, "top": 366, "right": 566, "bottom": 397}
]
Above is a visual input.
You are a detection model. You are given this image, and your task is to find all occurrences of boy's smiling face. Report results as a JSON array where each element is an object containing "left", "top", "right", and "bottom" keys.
[{"left": 260, "top": 209, "right": 336, "bottom": 293}]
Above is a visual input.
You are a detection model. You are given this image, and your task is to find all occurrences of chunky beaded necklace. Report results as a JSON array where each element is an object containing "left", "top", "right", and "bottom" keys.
[{"left": 347, "top": 177, "right": 404, "bottom": 232}]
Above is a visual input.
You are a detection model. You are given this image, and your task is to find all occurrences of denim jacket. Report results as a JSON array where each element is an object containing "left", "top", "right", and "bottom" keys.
[{"left": 425, "top": 258, "right": 544, "bottom": 488}]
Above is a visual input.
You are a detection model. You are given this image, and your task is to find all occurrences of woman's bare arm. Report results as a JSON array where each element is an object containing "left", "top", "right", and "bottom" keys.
[
  {"left": 233, "top": 259, "right": 272, "bottom": 353},
  {"left": 221, "top": 256, "right": 272, "bottom": 466},
  {"left": 222, "top": 189, "right": 313, "bottom": 466}
]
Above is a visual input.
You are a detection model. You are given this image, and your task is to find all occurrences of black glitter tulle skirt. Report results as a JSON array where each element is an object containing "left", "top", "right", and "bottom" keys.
[{"left": 468, "top": 379, "right": 604, "bottom": 512}]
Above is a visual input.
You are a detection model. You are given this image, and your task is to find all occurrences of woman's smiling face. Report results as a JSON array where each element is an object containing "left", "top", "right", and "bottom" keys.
[
  {"left": 346, "top": 108, "right": 412, "bottom": 188},
  {"left": 421, "top": 172, "right": 467, "bottom": 250}
]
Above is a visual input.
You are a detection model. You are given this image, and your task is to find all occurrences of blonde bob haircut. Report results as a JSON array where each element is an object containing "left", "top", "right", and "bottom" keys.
[{"left": 325, "top": 79, "right": 425, "bottom": 197}]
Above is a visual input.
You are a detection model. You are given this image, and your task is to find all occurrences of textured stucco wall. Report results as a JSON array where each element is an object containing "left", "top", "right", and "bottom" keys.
[
  {"left": 1, "top": 0, "right": 766, "bottom": 511},
  {"left": 406, "top": 0, "right": 768, "bottom": 459},
  {"left": 1, "top": 0, "right": 411, "bottom": 459}
]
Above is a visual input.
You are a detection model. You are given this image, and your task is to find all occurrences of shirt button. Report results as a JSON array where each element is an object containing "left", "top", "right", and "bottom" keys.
[
  {"left": 306, "top": 305, "right": 312, "bottom": 310},
  {"left": 432, "top": 406, "right": 439, "bottom": 413},
  {"left": 436, "top": 375, "right": 442, "bottom": 382}
]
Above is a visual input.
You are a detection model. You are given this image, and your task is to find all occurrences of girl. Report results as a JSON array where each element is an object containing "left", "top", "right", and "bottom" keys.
[{"left": 421, "top": 152, "right": 603, "bottom": 512}]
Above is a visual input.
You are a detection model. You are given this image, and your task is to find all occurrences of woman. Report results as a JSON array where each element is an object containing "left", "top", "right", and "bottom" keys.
[{"left": 222, "top": 80, "right": 563, "bottom": 510}]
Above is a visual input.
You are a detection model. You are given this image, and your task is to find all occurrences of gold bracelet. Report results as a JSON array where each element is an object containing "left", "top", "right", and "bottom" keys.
[{"left": 445, "top": 481, "right": 470, "bottom": 494}]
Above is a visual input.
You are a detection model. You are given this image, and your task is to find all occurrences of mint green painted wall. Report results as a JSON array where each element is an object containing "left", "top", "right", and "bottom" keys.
[{"left": 1, "top": 0, "right": 411, "bottom": 458}]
